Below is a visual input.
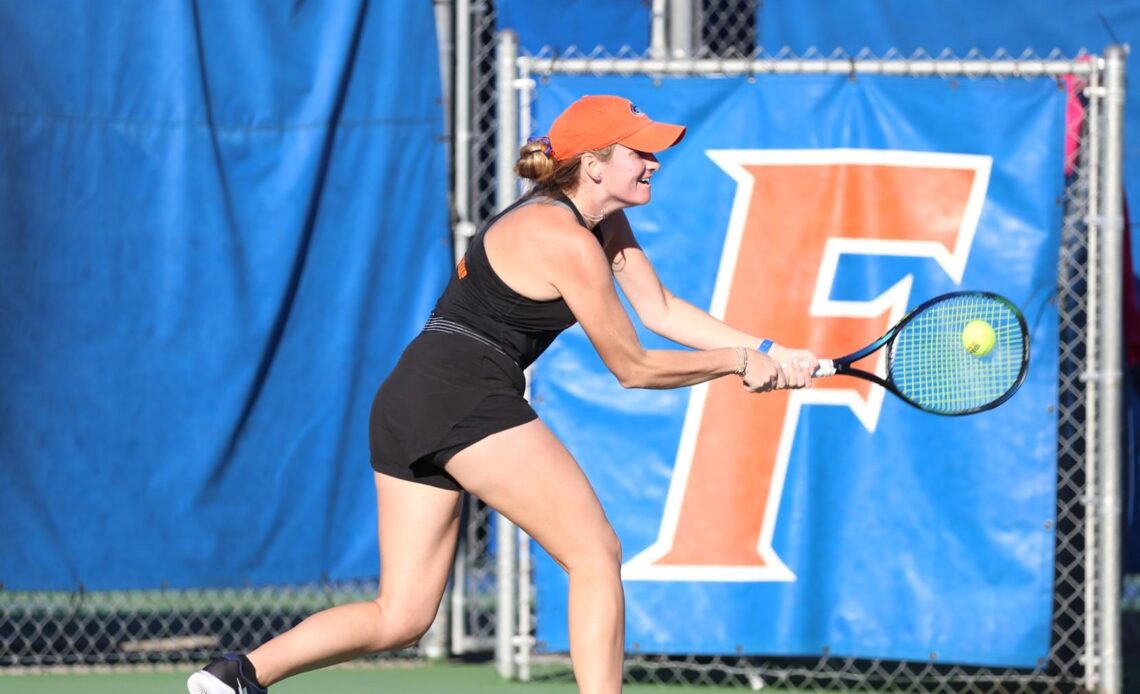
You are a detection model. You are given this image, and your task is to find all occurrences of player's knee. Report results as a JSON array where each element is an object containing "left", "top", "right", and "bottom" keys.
[
  {"left": 388, "top": 606, "right": 436, "bottom": 649},
  {"left": 370, "top": 596, "right": 440, "bottom": 650},
  {"left": 602, "top": 530, "right": 623, "bottom": 568},
  {"left": 399, "top": 611, "right": 439, "bottom": 648},
  {"left": 571, "top": 528, "right": 623, "bottom": 576}
]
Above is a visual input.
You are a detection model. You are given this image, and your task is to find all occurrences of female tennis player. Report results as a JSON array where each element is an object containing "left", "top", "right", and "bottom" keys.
[{"left": 188, "top": 94, "right": 818, "bottom": 694}]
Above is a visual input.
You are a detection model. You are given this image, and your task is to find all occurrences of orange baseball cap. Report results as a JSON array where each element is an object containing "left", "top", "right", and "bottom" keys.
[{"left": 547, "top": 95, "right": 686, "bottom": 161}]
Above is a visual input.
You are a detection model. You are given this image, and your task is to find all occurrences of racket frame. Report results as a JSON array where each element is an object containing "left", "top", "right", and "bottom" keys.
[{"left": 816, "top": 290, "right": 1030, "bottom": 416}]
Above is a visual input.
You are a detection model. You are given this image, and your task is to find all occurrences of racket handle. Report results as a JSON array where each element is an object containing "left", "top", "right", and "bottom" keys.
[{"left": 814, "top": 359, "right": 836, "bottom": 378}]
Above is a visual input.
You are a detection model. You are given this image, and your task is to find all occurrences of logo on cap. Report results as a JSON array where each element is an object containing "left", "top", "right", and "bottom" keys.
[{"left": 629, "top": 103, "right": 645, "bottom": 117}]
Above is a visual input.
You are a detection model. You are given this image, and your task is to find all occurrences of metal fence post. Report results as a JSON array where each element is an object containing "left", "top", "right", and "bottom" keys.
[
  {"left": 650, "top": 0, "right": 667, "bottom": 59},
  {"left": 493, "top": 29, "right": 521, "bottom": 681},
  {"left": 668, "top": 0, "right": 694, "bottom": 58},
  {"left": 452, "top": 0, "right": 476, "bottom": 259},
  {"left": 1083, "top": 58, "right": 1103, "bottom": 693},
  {"left": 515, "top": 68, "right": 537, "bottom": 682},
  {"left": 1097, "top": 42, "right": 1127, "bottom": 694}
]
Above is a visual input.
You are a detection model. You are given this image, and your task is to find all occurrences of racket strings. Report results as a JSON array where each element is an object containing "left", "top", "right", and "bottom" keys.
[{"left": 888, "top": 294, "right": 1027, "bottom": 414}]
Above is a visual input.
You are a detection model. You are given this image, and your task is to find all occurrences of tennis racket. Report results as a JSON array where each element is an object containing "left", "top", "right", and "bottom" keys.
[{"left": 812, "top": 291, "right": 1030, "bottom": 415}]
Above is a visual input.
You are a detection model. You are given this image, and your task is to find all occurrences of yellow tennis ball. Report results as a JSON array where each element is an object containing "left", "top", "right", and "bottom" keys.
[{"left": 962, "top": 319, "right": 996, "bottom": 357}]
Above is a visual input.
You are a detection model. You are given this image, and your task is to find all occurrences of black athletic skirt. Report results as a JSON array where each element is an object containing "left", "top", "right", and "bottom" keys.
[{"left": 369, "top": 328, "right": 537, "bottom": 490}]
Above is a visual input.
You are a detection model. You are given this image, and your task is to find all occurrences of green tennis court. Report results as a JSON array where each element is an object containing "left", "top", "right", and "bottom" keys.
[{"left": 0, "top": 661, "right": 814, "bottom": 693}]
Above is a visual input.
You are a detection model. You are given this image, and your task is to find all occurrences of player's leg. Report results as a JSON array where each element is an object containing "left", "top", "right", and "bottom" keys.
[
  {"left": 445, "top": 419, "right": 624, "bottom": 694},
  {"left": 244, "top": 473, "right": 462, "bottom": 686}
]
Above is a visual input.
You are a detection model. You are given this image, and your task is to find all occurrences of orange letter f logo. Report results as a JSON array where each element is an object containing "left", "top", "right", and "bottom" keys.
[{"left": 623, "top": 149, "right": 991, "bottom": 582}]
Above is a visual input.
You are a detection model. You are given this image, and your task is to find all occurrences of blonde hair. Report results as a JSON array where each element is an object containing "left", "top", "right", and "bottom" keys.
[{"left": 515, "top": 140, "right": 614, "bottom": 196}]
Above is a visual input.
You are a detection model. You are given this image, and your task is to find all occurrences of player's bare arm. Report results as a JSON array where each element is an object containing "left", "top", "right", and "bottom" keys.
[
  {"left": 602, "top": 210, "right": 816, "bottom": 387},
  {"left": 541, "top": 217, "right": 783, "bottom": 392}
]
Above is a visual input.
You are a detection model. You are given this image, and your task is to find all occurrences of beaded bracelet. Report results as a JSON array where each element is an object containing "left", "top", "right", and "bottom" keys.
[{"left": 757, "top": 339, "right": 774, "bottom": 354}]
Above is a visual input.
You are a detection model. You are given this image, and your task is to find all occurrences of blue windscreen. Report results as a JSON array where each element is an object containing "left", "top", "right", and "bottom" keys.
[{"left": 0, "top": 2, "right": 451, "bottom": 590}]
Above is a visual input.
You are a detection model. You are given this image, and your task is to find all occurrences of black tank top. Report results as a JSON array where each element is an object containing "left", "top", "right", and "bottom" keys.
[{"left": 429, "top": 192, "right": 602, "bottom": 369}]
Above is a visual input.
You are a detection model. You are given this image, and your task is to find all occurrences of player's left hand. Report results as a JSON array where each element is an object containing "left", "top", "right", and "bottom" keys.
[{"left": 766, "top": 344, "right": 818, "bottom": 389}]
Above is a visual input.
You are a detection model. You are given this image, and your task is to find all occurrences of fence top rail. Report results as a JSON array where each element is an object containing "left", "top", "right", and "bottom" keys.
[{"left": 517, "top": 54, "right": 1100, "bottom": 80}]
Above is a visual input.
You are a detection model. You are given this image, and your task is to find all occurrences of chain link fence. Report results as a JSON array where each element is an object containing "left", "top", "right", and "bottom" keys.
[
  {"left": 0, "top": 581, "right": 424, "bottom": 671},
  {"left": 479, "top": 11, "right": 1126, "bottom": 694}
]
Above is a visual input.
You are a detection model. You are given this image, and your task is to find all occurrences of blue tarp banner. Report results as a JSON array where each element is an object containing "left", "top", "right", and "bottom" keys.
[
  {"left": 530, "top": 75, "right": 1064, "bottom": 666},
  {"left": 497, "top": 0, "right": 650, "bottom": 54},
  {"left": 0, "top": 2, "right": 451, "bottom": 590}
]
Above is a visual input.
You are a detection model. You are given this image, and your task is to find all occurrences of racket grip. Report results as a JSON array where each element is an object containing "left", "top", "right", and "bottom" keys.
[{"left": 814, "top": 359, "right": 836, "bottom": 378}]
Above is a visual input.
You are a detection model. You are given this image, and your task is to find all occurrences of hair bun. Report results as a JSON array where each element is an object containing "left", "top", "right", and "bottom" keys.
[{"left": 515, "top": 138, "right": 556, "bottom": 181}]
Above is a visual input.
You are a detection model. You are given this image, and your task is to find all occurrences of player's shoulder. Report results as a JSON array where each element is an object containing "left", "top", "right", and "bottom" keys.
[{"left": 510, "top": 200, "right": 600, "bottom": 249}]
